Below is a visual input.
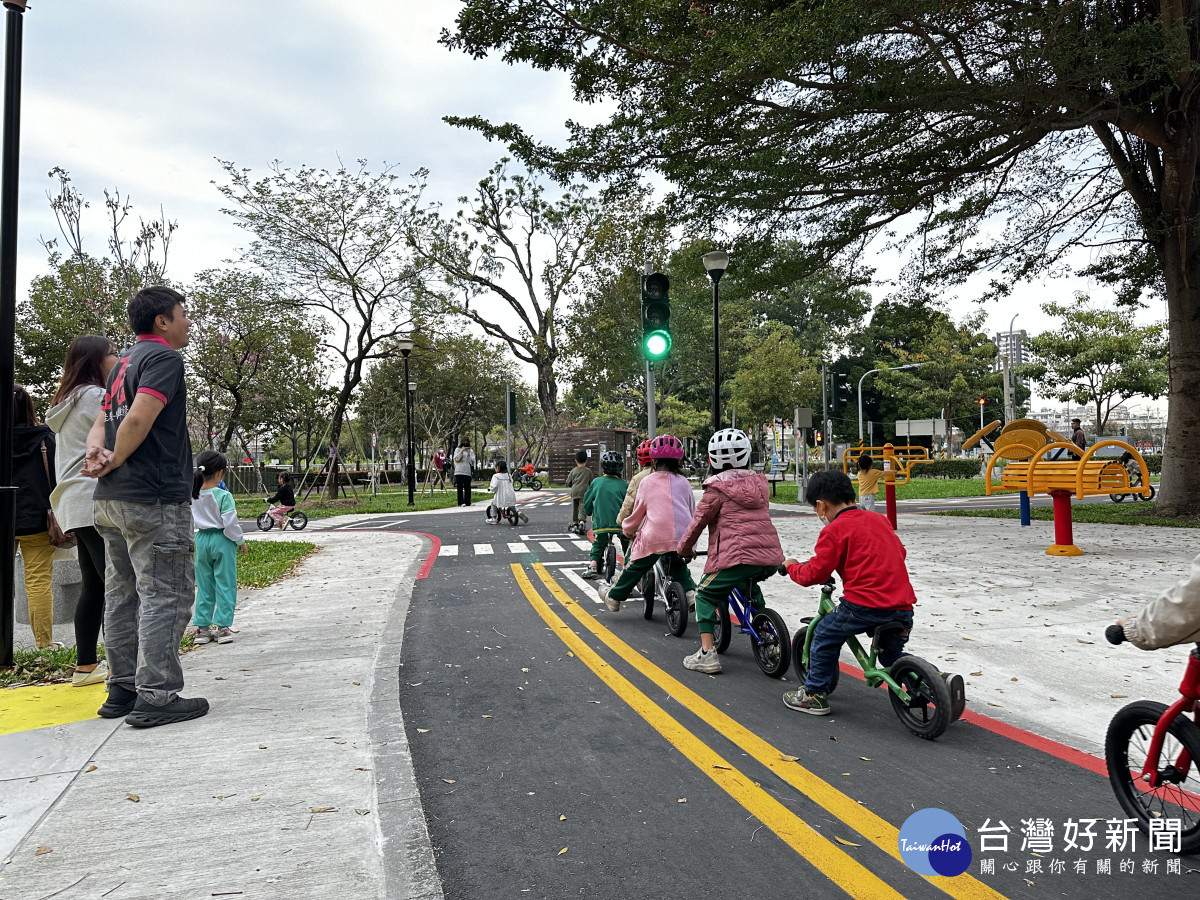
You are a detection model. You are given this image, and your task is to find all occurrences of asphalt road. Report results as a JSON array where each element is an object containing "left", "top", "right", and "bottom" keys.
[{"left": 318, "top": 492, "right": 1198, "bottom": 898}]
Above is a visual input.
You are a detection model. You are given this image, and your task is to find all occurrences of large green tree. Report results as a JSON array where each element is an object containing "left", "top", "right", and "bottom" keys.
[
  {"left": 444, "top": 1, "right": 1200, "bottom": 512},
  {"left": 1024, "top": 298, "right": 1168, "bottom": 436}
]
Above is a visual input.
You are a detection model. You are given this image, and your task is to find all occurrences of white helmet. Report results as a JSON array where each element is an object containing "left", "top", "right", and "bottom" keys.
[{"left": 708, "top": 428, "right": 752, "bottom": 470}]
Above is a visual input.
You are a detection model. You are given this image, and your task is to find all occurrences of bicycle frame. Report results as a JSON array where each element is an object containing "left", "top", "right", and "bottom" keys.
[
  {"left": 726, "top": 584, "right": 770, "bottom": 647},
  {"left": 801, "top": 582, "right": 915, "bottom": 702},
  {"left": 1139, "top": 646, "right": 1200, "bottom": 790}
]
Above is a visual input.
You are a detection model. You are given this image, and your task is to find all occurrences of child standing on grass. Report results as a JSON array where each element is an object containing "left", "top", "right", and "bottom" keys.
[
  {"left": 855, "top": 453, "right": 882, "bottom": 513},
  {"left": 190, "top": 450, "right": 248, "bottom": 645}
]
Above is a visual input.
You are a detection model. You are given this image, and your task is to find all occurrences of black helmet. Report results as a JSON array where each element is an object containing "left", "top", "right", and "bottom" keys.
[{"left": 600, "top": 451, "right": 624, "bottom": 476}]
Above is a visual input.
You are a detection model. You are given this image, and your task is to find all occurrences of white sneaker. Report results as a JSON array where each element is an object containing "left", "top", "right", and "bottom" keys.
[
  {"left": 71, "top": 662, "right": 108, "bottom": 687},
  {"left": 192, "top": 626, "right": 213, "bottom": 645},
  {"left": 597, "top": 584, "right": 620, "bottom": 612},
  {"left": 213, "top": 627, "right": 237, "bottom": 644},
  {"left": 683, "top": 648, "right": 722, "bottom": 674}
]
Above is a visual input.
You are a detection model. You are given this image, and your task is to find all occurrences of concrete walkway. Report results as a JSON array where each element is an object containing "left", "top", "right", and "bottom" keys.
[{"left": 0, "top": 531, "right": 442, "bottom": 900}]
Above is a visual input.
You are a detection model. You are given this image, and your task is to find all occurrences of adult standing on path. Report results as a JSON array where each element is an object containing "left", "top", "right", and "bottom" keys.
[
  {"left": 453, "top": 438, "right": 476, "bottom": 506},
  {"left": 12, "top": 384, "right": 59, "bottom": 650},
  {"left": 46, "top": 335, "right": 120, "bottom": 685},
  {"left": 1070, "top": 418, "right": 1087, "bottom": 450},
  {"left": 85, "top": 286, "right": 208, "bottom": 728}
]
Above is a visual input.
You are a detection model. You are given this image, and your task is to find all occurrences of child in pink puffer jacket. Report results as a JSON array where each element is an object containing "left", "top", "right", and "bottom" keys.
[
  {"left": 677, "top": 428, "right": 784, "bottom": 674},
  {"left": 598, "top": 434, "right": 696, "bottom": 613}
]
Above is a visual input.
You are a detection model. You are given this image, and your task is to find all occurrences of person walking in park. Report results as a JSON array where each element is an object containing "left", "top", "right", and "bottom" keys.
[
  {"left": 453, "top": 438, "right": 476, "bottom": 506},
  {"left": 190, "top": 450, "right": 248, "bottom": 645},
  {"left": 432, "top": 448, "right": 447, "bottom": 488},
  {"left": 12, "top": 384, "right": 59, "bottom": 650},
  {"left": 85, "top": 286, "right": 208, "bottom": 728},
  {"left": 1070, "top": 418, "right": 1087, "bottom": 450},
  {"left": 47, "top": 335, "right": 120, "bottom": 684},
  {"left": 566, "top": 450, "right": 595, "bottom": 533}
]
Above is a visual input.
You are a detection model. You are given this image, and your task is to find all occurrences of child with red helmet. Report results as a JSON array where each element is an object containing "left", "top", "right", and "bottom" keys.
[{"left": 598, "top": 435, "right": 696, "bottom": 612}]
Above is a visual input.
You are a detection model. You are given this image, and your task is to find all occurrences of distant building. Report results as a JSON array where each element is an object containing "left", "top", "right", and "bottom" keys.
[{"left": 994, "top": 329, "right": 1028, "bottom": 387}]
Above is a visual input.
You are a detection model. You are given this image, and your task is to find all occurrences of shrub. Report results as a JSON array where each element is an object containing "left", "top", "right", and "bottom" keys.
[
  {"left": 1141, "top": 453, "right": 1162, "bottom": 475},
  {"left": 907, "top": 458, "right": 986, "bottom": 479}
]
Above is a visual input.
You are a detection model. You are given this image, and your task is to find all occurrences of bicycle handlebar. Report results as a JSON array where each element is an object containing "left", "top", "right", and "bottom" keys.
[{"left": 1105, "top": 624, "right": 1127, "bottom": 645}]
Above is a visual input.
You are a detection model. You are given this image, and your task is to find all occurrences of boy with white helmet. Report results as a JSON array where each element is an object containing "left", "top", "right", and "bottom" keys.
[{"left": 677, "top": 428, "right": 785, "bottom": 674}]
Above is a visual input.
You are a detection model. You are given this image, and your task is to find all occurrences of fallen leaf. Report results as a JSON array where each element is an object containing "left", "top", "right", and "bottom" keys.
[
  {"left": 859, "top": 757, "right": 872, "bottom": 761},
  {"left": 126, "top": 793, "right": 140, "bottom": 803},
  {"left": 779, "top": 754, "right": 800, "bottom": 762},
  {"left": 987, "top": 701, "right": 1001, "bottom": 707},
  {"left": 559, "top": 814, "right": 567, "bottom": 820},
  {"left": 258, "top": 745, "right": 267, "bottom": 749},
  {"left": 352, "top": 681, "right": 361, "bottom": 685},
  {"left": 828, "top": 736, "right": 837, "bottom": 742},
  {"left": 834, "top": 837, "right": 861, "bottom": 847},
  {"left": 521, "top": 667, "right": 530, "bottom": 673},
  {"left": 712, "top": 764, "right": 732, "bottom": 771},
  {"left": 417, "top": 728, "right": 430, "bottom": 733},
  {"left": 558, "top": 847, "right": 568, "bottom": 856},
  {"left": 214, "top": 676, "right": 225, "bottom": 681},
  {"left": 281, "top": 684, "right": 292, "bottom": 688},
  {"left": 1024, "top": 879, "right": 1035, "bottom": 886},
  {"left": 85, "top": 765, "right": 97, "bottom": 773},
  {"left": 842, "top": 773, "right": 851, "bottom": 776},
  {"left": 970, "top": 671, "right": 983, "bottom": 677},
  {"left": 961, "top": 637, "right": 972, "bottom": 641},
  {"left": 251, "top": 797, "right": 260, "bottom": 802},
  {"left": 566, "top": 651, "right": 574, "bottom": 658},
  {"left": 482, "top": 715, "right": 493, "bottom": 719},
  {"left": 1111, "top": 694, "right": 1128, "bottom": 699},
  {"left": 1076, "top": 639, "right": 1093, "bottom": 645},
  {"left": 677, "top": 798, "right": 687, "bottom": 804},
  {"left": 1010, "top": 677, "right": 1018, "bottom": 682},
  {"left": 355, "top": 768, "right": 370, "bottom": 772},
  {"left": 310, "top": 806, "right": 335, "bottom": 813},
  {"left": 355, "top": 808, "right": 370, "bottom": 815},
  {"left": 35, "top": 846, "right": 52, "bottom": 856},
  {"left": 443, "top": 779, "right": 457, "bottom": 784}
]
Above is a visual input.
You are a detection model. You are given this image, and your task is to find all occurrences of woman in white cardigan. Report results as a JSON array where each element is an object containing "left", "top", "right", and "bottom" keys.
[{"left": 46, "top": 335, "right": 119, "bottom": 686}]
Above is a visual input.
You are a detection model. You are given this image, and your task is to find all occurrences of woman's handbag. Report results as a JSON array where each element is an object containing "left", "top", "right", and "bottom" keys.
[{"left": 40, "top": 441, "right": 76, "bottom": 549}]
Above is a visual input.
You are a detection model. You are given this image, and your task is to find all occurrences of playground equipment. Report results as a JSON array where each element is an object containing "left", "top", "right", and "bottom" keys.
[
  {"left": 966, "top": 420, "right": 1152, "bottom": 556},
  {"left": 842, "top": 444, "right": 941, "bottom": 529}
]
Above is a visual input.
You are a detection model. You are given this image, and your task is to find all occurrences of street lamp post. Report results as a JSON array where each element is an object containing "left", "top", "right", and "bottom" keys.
[
  {"left": 702, "top": 250, "right": 729, "bottom": 433},
  {"left": 0, "top": 0, "right": 28, "bottom": 668},
  {"left": 1004, "top": 314, "right": 1018, "bottom": 423},
  {"left": 857, "top": 362, "right": 932, "bottom": 443},
  {"left": 398, "top": 336, "right": 416, "bottom": 507},
  {"left": 979, "top": 397, "right": 986, "bottom": 432}
]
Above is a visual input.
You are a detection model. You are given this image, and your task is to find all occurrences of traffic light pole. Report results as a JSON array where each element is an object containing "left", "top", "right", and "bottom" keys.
[
  {"left": 646, "top": 360, "right": 656, "bottom": 440},
  {"left": 820, "top": 362, "right": 829, "bottom": 470}
]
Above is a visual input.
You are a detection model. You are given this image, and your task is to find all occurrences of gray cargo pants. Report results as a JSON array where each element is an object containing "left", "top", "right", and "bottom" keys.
[{"left": 95, "top": 499, "right": 195, "bottom": 705}]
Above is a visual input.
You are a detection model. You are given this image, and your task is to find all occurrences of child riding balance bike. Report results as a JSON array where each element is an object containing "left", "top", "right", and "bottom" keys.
[{"left": 582, "top": 451, "right": 629, "bottom": 582}]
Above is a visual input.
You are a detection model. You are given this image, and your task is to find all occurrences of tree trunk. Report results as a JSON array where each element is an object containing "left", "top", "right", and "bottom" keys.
[
  {"left": 326, "top": 378, "right": 359, "bottom": 499},
  {"left": 536, "top": 357, "right": 558, "bottom": 419},
  {"left": 1155, "top": 230, "right": 1200, "bottom": 515}
]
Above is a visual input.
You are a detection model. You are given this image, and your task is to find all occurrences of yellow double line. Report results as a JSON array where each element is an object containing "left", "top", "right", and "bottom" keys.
[{"left": 513, "top": 562, "right": 1005, "bottom": 900}]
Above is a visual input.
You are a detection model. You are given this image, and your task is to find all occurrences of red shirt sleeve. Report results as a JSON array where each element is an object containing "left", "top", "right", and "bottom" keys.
[{"left": 787, "top": 521, "right": 842, "bottom": 587}]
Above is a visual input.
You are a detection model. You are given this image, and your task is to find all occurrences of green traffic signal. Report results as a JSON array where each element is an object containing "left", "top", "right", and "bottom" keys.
[{"left": 641, "top": 272, "right": 671, "bottom": 361}]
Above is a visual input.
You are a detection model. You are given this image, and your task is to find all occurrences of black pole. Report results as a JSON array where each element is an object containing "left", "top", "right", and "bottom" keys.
[
  {"left": 404, "top": 356, "right": 415, "bottom": 506},
  {"left": 0, "top": 1, "right": 25, "bottom": 669},
  {"left": 710, "top": 273, "right": 722, "bottom": 433}
]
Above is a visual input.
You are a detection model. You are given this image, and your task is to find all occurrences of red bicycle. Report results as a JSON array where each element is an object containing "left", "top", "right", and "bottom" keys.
[{"left": 1104, "top": 624, "right": 1200, "bottom": 853}]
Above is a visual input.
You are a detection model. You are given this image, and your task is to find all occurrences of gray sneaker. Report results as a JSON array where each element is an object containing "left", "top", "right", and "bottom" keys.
[
  {"left": 597, "top": 584, "right": 620, "bottom": 612},
  {"left": 192, "top": 626, "right": 213, "bottom": 645},
  {"left": 683, "top": 648, "right": 722, "bottom": 674},
  {"left": 782, "top": 689, "right": 830, "bottom": 715},
  {"left": 212, "top": 627, "right": 237, "bottom": 644}
]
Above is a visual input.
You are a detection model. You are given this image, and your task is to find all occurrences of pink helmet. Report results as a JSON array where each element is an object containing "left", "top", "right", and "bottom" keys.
[{"left": 648, "top": 434, "right": 685, "bottom": 460}]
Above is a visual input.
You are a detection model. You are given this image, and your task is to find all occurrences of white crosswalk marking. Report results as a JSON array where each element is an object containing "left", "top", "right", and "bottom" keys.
[
  {"left": 473, "top": 543, "right": 494, "bottom": 555},
  {"left": 439, "top": 544, "right": 459, "bottom": 556},
  {"left": 562, "top": 567, "right": 604, "bottom": 604},
  {"left": 572, "top": 541, "right": 591, "bottom": 551},
  {"left": 508, "top": 542, "right": 529, "bottom": 553},
  {"left": 539, "top": 541, "right": 565, "bottom": 553}
]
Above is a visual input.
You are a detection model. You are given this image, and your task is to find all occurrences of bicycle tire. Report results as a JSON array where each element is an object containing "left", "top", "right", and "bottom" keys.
[
  {"left": 1105, "top": 700, "right": 1200, "bottom": 854},
  {"left": 603, "top": 544, "right": 617, "bottom": 583},
  {"left": 1138, "top": 484, "right": 1157, "bottom": 502},
  {"left": 531, "top": 479, "right": 542, "bottom": 491},
  {"left": 665, "top": 582, "right": 688, "bottom": 638},
  {"left": 257, "top": 513, "right": 274, "bottom": 532},
  {"left": 1110, "top": 493, "right": 1126, "bottom": 503},
  {"left": 750, "top": 609, "right": 790, "bottom": 678},
  {"left": 513, "top": 479, "right": 524, "bottom": 492},
  {"left": 713, "top": 601, "right": 732, "bottom": 654},
  {"left": 887, "top": 656, "right": 953, "bottom": 740},
  {"left": 507, "top": 506, "right": 520, "bottom": 525},
  {"left": 289, "top": 511, "right": 308, "bottom": 531},
  {"left": 790, "top": 625, "right": 840, "bottom": 695}
]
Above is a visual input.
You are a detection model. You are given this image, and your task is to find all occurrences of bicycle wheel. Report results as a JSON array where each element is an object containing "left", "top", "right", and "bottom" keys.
[
  {"left": 289, "top": 511, "right": 308, "bottom": 531},
  {"left": 1106, "top": 700, "right": 1200, "bottom": 854},
  {"left": 257, "top": 513, "right": 274, "bottom": 532},
  {"left": 603, "top": 544, "right": 617, "bottom": 583},
  {"left": 513, "top": 479, "right": 523, "bottom": 491},
  {"left": 531, "top": 479, "right": 542, "bottom": 491},
  {"left": 665, "top": 582, "right": 689, "bottom": 637},
  {"left": 887, "top": 656, "right": 953, "bottom": 740},
  {"left": 713, "top": 601, "right": 732, "bottom": 654},
  {"left": 507, "top": 507, "right": 520, "bottom": 525},
  {"left": 1110, "top": 493, "right": 1126, "bottom": 503},
  {"left": 750, "top": 609, "right": 790, "bottom": 678},
  {"left": 790, "top": 625, "right": 840, "bottom": 695},
  {"left": 1138, "top": 484, "right": 1157, "bottom": 502}
]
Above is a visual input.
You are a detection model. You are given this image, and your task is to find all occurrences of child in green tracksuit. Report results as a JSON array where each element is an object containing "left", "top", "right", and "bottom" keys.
[
  {"left": 582, "top": 452, "right": 629, "bottom": 579},
  {"left": 189, "top": 450, "right": 248, "bottom": 645}
]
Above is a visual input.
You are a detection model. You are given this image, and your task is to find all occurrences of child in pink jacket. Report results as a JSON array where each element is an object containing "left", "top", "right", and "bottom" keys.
[
  {"left": 677, "top": 428, "right": 784, "bottom": 674},
  {"left": 598, "top": 434, "right": 696, "bottom": 613}
]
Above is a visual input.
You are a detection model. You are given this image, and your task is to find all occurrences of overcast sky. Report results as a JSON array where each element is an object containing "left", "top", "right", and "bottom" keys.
[{"left": 12, "top": 1, "right": 1165, "bottom": 414}]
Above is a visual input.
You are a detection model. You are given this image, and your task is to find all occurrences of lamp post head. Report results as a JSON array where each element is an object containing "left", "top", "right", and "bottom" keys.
[
  {"left": 397, "top": 336, "right": 415, "bottom": 358},
  {"left": 702, "top": 250, "right": 729, "bottom": 283}
]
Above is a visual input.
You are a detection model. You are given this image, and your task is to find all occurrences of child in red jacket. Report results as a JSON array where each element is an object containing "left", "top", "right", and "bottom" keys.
[{"left": 781, "top": 470, "right": 963, "bottom": 716}]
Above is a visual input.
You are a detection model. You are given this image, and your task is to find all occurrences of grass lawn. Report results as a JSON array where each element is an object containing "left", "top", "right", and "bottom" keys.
[
  {"left": 235, "top": 487, "right": 460, "bottom": 520},
  {"left": 2, "top": 541, "right": 318, "bottom": 688},
  {"left": 934, "top": 505, "right": 1200, "bottom": 529},
  {"left": 771, "top": 476, "right": 1002, "bottom": 503}
]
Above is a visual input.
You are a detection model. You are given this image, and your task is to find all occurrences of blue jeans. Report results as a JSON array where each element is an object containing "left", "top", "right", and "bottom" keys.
[
  {"left": 805, "top": 599, "right": 912, "bottom": 694},
  {"left": 95, "top": 499, "right": 195, "bottom": 705}
]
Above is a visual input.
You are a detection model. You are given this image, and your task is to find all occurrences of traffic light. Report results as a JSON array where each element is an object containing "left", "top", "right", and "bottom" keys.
[
  {"left": 506, "top": 389, "right": 518, "bottom": 427},
  {"left": 830, "top": 372, "right": 852, "bottom": 411},
  {"left": 814, "top": 429, "right": 823, "bottom": 446},
  {"left": 641, "top": 272, "right": 671, "bottom": 361}
]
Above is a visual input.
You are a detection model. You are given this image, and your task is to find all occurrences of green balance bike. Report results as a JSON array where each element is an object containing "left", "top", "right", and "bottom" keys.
[{"left": 791, "top": 576, "right": 965, "bottom": 740}]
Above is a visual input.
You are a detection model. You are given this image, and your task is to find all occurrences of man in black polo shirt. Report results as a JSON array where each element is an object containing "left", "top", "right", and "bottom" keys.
[{"left": 85, "top": 286, "right": 208, "bottom": 727}]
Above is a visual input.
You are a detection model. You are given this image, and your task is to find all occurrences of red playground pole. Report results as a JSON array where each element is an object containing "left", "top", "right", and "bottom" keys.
[
  {"left": 883, "top": 443, "right": 898, "bottom": 531},
  {"left": 1046, "top": 489, "right": 1082, "bottom": 556}
]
